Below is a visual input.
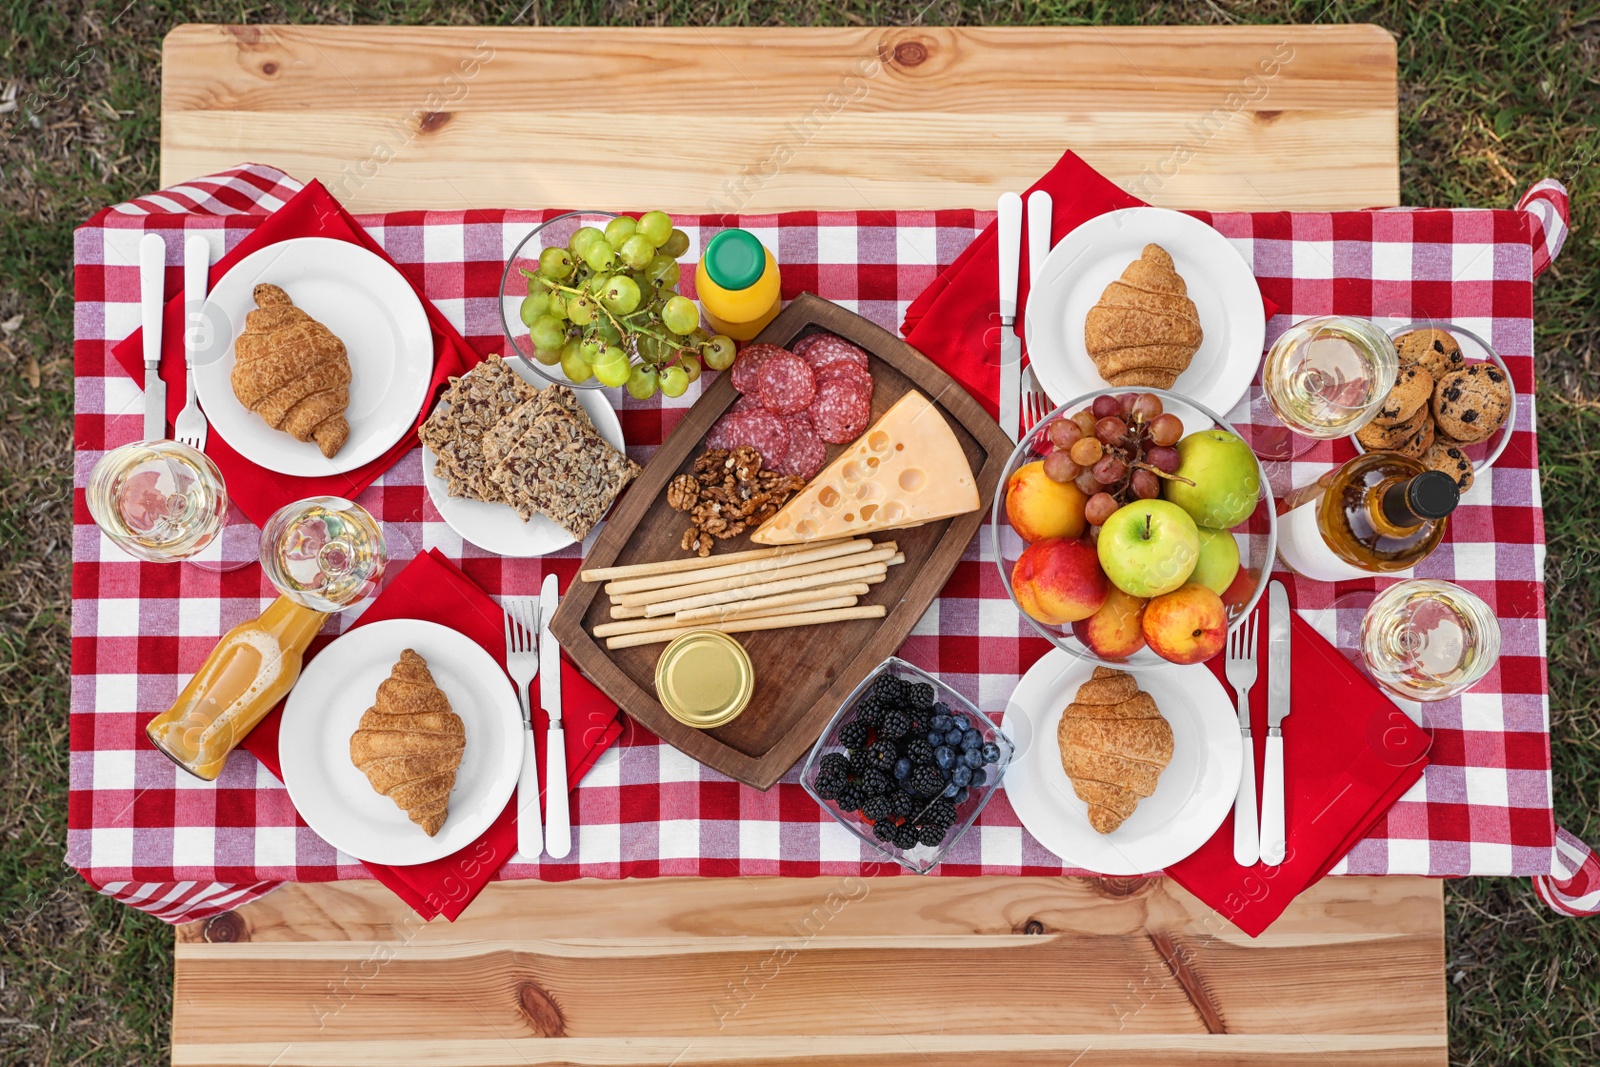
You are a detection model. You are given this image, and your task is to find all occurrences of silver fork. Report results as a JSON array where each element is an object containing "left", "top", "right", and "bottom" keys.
[
  {"left": 503, "top": 596, "right": 543, "bottom": 859},
  {"left": 1019, "top": 364, "right": 1052, "bottom": 436},
  {"left": 173, "top": 235, "right": 211, "bottom": 451},
  {"left": 1226, "top": 608, "right": 1261, "bottom": 866}
]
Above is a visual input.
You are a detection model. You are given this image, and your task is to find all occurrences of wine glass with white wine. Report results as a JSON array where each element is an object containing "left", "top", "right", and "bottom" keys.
[
  {"left": 1257, "top": 316, "right": 1398, "bottom": 460},
  {"left": 86, "top": 440, "right": 229, "bottom": 564}
]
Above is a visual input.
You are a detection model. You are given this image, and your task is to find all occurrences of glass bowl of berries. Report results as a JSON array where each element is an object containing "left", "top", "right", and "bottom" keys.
[
  {"left": 992, "top": 387, "right": 1276, "bottom": 671},
  {"left": 801, "top": 657, "right": 1012, "bottom": 874}
]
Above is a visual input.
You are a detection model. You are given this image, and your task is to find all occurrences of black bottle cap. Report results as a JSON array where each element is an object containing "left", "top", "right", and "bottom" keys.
[{"left": 1406, "top": 470, "right": 1460, "bottom": 520}]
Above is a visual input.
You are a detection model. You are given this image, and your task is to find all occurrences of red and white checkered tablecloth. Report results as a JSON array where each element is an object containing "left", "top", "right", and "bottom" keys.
[{"left": 69, "top": 166, "right": 1597, "bottom": 924}]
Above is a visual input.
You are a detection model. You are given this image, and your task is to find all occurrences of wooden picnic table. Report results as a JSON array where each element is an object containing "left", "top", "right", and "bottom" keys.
[{"left": 162, "top": 23, "right": 1443, "bottom": 1067}]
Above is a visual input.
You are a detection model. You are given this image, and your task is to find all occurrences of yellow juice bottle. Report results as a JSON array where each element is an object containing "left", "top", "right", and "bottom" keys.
[{"left": 695, "top": 228, "right": 782, "bottom": 341}]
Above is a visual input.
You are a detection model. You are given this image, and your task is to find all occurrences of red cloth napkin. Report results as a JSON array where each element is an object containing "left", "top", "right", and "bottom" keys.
[
  {"left": 242, "top": 549, "right": 623, "bottom": 920},
  {"left": 108, "top": 180, "right": 475, "bottom": 527},
  {"left": 900, "top": 149, "right": 1276, "bottom": 418},
  {"left": 1163, "top": 598, "right": 1431, "bottom": 937}
]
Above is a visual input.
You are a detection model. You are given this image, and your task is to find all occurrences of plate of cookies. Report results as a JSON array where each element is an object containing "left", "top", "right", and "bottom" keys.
[
  {"left": 418, "top": 355, "right": 637, "bottom": 557},
  {"left": 1352, "top": 322, "right": 1515, "bottom": 498}
]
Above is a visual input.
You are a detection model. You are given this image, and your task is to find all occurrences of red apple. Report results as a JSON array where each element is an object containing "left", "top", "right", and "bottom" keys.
[
  {"left": 1005, "top": 460, "right": 1088, "bottom": 544},
  {"left": 1012, "top": 538, "right": 1109, "bottom": 626},
  {"left": 1219, "top": 566, "right": 1257, "bottom": 615},
  {"left": 1071, "top": 587, "right": 1148, "bottom": 660},
  {"left": 1142, "top": 582, "right": 1228, "bottom": 664}
]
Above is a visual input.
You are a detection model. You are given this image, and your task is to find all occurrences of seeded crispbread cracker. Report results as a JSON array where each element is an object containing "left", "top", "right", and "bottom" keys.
[
  {"left": 417, "top": 356, "right": 536, "bottom": 502},
  {"left": 485, "top": 387, "right": 640, "bottom": 539}
]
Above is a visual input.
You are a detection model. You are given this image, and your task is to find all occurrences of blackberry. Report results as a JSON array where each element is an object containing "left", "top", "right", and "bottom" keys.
[
  {"left": 836, "top": 785, "right": 864, "bottom": 812},
  {"left": 928, "top": 799, "right": 958, "bottom": 826},
  {"left": 917, "top": 823, "right": 948, "bottom": 848},
  {"left": 873, "top": 820, "right": 898, "bottom": 842},
  {"left": 839, "top": 720, "right": 870, "bottom": 751},
  {"left": 890, "top": 791, "right": 917, "bottom": 817},
  {"left": 819, "top": 753, "right": 849, "bottom": 779},
  {"left": 879, "top": 708, "right": 912, "bottom": 741},
  {"left": 893, "top": 824, "right": 920, "bottom": 850},
  {"left": 908, "top": 682, "right": 936, "bottom": 709},
  {"left": 814, "top": 774, "right": 843, "bottom": 800},
  {"left": 865, "top": 740, "right": 898, "bottom": 771},
  {"left": 861, "top": 794, "right": 892, "bottom": 823},
  {"left": 847, "top": 752, "right": 872, "bottom": 778},
  {"left": 910, "top": 763, "right": 946, "bottom": 798},
  {"left": 859, "top": 768, "right": 890, "bottom": 797},
  {"left": 905, "top": 739, "right": 935, "bottom": 765},
  {"left": 870, "top": 673, "right": 902, "bottom": 700},
  {"left": 854, "top": 693, "right": 887, "bottom": 726}
]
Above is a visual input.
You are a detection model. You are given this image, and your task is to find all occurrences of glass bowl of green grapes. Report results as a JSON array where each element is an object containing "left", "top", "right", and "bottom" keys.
[{"left": 498, "top": 210, "right": 736, "bottom": 399}]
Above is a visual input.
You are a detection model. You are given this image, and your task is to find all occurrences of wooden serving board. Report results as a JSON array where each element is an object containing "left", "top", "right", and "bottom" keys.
[
  {"left": 172, "top": 875, "right": 1446, "bottom": 1066},
  {"left": 550, "top": 294, "right": 1014, "bottom": 789}
]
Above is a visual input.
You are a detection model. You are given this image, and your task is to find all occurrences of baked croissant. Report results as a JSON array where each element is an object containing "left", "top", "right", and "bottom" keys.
[
  {"left": 1083, "top": 244, "right": 1202, "bottom": 390},
  {"left": 349, "top": 649, "right": 466, "bottom": 836},
  {"left": 231, "top": 283, "right": 352, "bottom": 458},
  {"left": 1057, "top": 667, "right": 1174, "bottom": 834}
]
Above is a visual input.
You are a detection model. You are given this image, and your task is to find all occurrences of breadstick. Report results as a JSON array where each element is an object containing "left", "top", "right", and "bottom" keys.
[
  {"left": 617, "top": 546, "right": 900, "bottom": 609},
  {"left": 594, "top": 594, "right": 860, "bottom": 638},
  {"left": 609, "top": 603, "right": 647, "bottom": 619},
  {"left": 604, "top": 538, "right": 879, "bottom": 596},
  {"left": 580, "top": 538, "right": 848, "bottom": 582},
  {"left": 604, "top": 605, "right": 888, "bottom": 650},
  {"left": 643, "top": 558, "right": 897, "bottom": 617},
  {"left": 673, "top": 582, "right": 871, "bottom": 623}
]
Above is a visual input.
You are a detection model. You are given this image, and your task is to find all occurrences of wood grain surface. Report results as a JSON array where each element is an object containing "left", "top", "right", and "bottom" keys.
[
  {"left": 549, "top": 294, "right": 1015, "bottom": 789},
  {"left": 172, "top": 875, "right": 1445, "bottom": 1066},
  {"left": 160, "top": 25, "right": 1400, "bottom": 213}
]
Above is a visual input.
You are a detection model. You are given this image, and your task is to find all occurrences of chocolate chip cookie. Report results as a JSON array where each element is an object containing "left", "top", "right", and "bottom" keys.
[
  {"left": 1395, "top": 328, "right": 1465, "bottom": 381},
  {"left": 1424, "top": 437, "right": 1475, "bottom": 493},
  {"left": 1433, "top": 363, "right": 1510, "bottom": 444},
  {"left": 1356, "top": 400, "right": 1430, "bottom": 452},
  {"left": 1393, "top": 415, "right": 1436, "bottom": 459},
  {"left": 1371, "top": 364, "right": 1434, "bottom": 427}
]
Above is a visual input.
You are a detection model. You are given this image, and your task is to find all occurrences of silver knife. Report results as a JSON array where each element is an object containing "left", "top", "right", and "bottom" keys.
[
  {"left": 1259, "top": 580, "right": 1293, "bottom": 866},
  {"left": 539, "top": 574, "right": 571, "bottom": 859},
  {"left": 139, "top": 234, "right": 168, "bottom": 440},
  {"left": 996, "top": 192, "right": 1023, "bottom": 443}
]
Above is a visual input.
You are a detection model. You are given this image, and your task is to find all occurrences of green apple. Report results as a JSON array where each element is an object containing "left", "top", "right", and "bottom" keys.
[
  {"left": 1191, "top": 527, "right": 1241, "bottom": 595},
  {"left": 1096, "top": 499, "right": 1200, "bottom": 598},
  {"left": 1162, "top": 429, "right": 1261, "bottom": 530}
]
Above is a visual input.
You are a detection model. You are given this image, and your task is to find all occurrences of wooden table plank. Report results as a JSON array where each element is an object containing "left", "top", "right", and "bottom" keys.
[
  {"left": 173, "top": 876, "right": 1444, "bottom": 1066},
  {"left": 160, "top": 25, "right": 1399, "bottom": 213}
]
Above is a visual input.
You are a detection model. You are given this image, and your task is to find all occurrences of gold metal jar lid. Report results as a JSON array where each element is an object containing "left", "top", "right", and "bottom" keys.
[{"left": 654, "top": 629, "right": 754, "bottom": 730}]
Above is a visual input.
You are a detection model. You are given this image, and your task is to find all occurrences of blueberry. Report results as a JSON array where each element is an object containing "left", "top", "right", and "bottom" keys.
[
  {"left": 927, "top": 730, "right": 945, "bottom": 747},
  {"left": 961, "top": 729, "right": 982, "bottom": 750},
  {"left": 894, "top": 758, "right": 912, "bottom": 780},
  {"left": 932, "top": 701, "right": 951, "bottom": 717},
  {"left": 942, "top": 780, "right": 960, "bottom": 798},
  {"left": 952, "top": 764, "right": 972, "bottom": 787},
  {"left": 981, "top": 742, "right": 1001, "bottom": 764},
  {"left": 930, "top": 714, "right": 953, "bottom": 733},
  {"left": 946, "top": 713, "right": 967, "bottom": 731},
  {"left": 954, "top": 786, "right": 971, "bottom": 805},
  {"left": 969, "top": 767, "right": 987, "bottom": 788},
  {"left": 962, "top": 747, "right": 984, "bottom": 768},
  {"left": 934, "top": 745, "right": 956, "bottom": 771},
  {"left": 944, "top": 728, "right": 965, "bottom": 746}
]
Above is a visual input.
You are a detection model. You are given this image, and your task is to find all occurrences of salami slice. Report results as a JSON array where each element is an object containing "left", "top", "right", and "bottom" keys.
[
  {"left": 813, "top": 360, "right": 873, "bottom": 393},
  {"left": 757, "top": 350, "right": 817, "bottom": 416},
  {"left": 790, "top": 333, "right": 827, "bottom": 358},
  {"left": 730, "top": 342, "right": 789, "bottom": 394},
  {"left": 806, "top": 335, "right": 870, "bottom": 371},
  {"left": 729, "top": 392, "right": 764, "bottom": 413},
  {"left": 709, "top": 409, "right": 791, "bottom": 465},
  {"left": 810, "top": 379, "right": 873, "bottom": 444},
  {"left": 775, "top": 414, "right": 827, "bottom": 481}
]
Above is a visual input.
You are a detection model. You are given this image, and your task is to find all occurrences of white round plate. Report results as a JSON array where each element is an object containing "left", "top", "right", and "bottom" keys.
[
  {"left": 193, "top": 237, "right": 433, "bottom": 477},
  {"left": 1001, "top": 649, "right": 1241, "bottom": 875},
  {"left": 420, "top": 370, "right": 626, "bottom": 557},
  {"left": 1024, "top": 207, "right": 1265, "bottom": 416},
  {"left": 279, "top": 618, "right": 522, "bottom": 867}
]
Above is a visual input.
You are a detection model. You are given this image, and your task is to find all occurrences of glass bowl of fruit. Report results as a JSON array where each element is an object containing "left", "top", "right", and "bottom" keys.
[
  {"left": 991, "top": 387, "right": 1277, "bottom": 672},
  {"left": 800, "top": 657, "right": 1012, "bottom": 874},
  {"left": 498, "top": 210, "right": 737, "bottom": 397}
]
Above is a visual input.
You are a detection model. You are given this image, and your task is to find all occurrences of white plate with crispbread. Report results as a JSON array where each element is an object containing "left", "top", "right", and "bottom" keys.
[
  {"left": 420, "top": 358, "right": 627, "bottom": 557},
  {"left": 1001, "top": 648, "right": 1239, "bottom": 875}
]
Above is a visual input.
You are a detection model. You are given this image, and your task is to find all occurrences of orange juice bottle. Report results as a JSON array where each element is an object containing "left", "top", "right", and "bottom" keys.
[
  {"left": 145, "top": 595, "right": 328, "bottom": 780},
  {"left": 695, "top": 229, "right": 781, "bottom": 340}
]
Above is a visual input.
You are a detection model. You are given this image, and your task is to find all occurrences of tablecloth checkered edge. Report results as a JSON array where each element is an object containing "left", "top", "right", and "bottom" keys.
[{"left": 70, "top": 165, "right": 1595, "bottom": 925}]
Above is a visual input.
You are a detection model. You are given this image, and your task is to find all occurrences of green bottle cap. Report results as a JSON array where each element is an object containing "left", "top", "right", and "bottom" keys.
[{"left": 703, "top": 229, "right": 766, "bottom": 291}]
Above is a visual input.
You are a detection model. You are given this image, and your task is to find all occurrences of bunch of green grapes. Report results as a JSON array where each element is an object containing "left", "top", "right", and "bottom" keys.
[{"left": 519, "top": 211, "right": 736, "bottom": 400}]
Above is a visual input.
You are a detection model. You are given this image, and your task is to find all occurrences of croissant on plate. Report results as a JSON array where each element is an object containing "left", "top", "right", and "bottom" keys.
[
  {"left": 1057, "top": 667, "right": 1174, "bottom": 834},
  {"left": 231, "top": 283, "right": 352, "bottom": 458},
  {"left": 1083, "top": 244, "right": 1202, "bottom": 390},
  {"left": 349, "top": 649, "right": 465, "bottom": 836}
]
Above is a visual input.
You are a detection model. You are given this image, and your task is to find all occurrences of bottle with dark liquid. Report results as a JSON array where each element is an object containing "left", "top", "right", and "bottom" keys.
[{"left": 1277, "top": 451, "right": 1459, "bottom": 579}]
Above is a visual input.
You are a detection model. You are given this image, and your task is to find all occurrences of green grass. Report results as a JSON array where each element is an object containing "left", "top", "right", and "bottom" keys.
[{"left": 2, "top": 2, "right": 1597, "bottom": 1064}]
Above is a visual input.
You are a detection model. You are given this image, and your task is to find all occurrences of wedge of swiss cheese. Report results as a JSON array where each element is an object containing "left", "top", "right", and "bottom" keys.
[{"left": 752, "top": 390, "right": 979, "bottom": 545}]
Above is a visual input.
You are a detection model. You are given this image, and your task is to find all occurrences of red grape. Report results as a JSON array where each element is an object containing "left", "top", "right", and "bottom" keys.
[
  {"left": 1071, "top": 409, "right": 1098, "bottom": 435},
  {"left": 1092, "top": 455, "right": 1127, "bottom": 484},
  {"left": 1146, "top": 446, "right": 1181, "bottom": 474},
  {"left": 1069, "top": 437, "right": 1103, "bottom": 465},
  {"left": 1132, "top": 393, "right": 1164, "bottom": 422},
  {"left": 1131, "top": 469, "right": 1161, "bottom": 499},
  {"left": 1047, "top": 418, "right": 1083, "bottom": 450},
  {"left": 1092, "top": 395, "right": 1121, "bottom": 419},
  {"left": 1074, "top": 469, "right": 1102, "bottom": 496},
  {"left": 1118, "top": 392, "right": 1141, "bottom": 415},
  {"left": 1085, "top": 492, "right": 1119, "bottom": 526},
  {"left": 1148, "top": 413, "right": 1183, "bottom": 447},
  {"left": 1042, "top": 451, "right": 1081, "bottom": 483},
  {"left": 1095, "top": 416, "right": 1128, "bottom": 445}
]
